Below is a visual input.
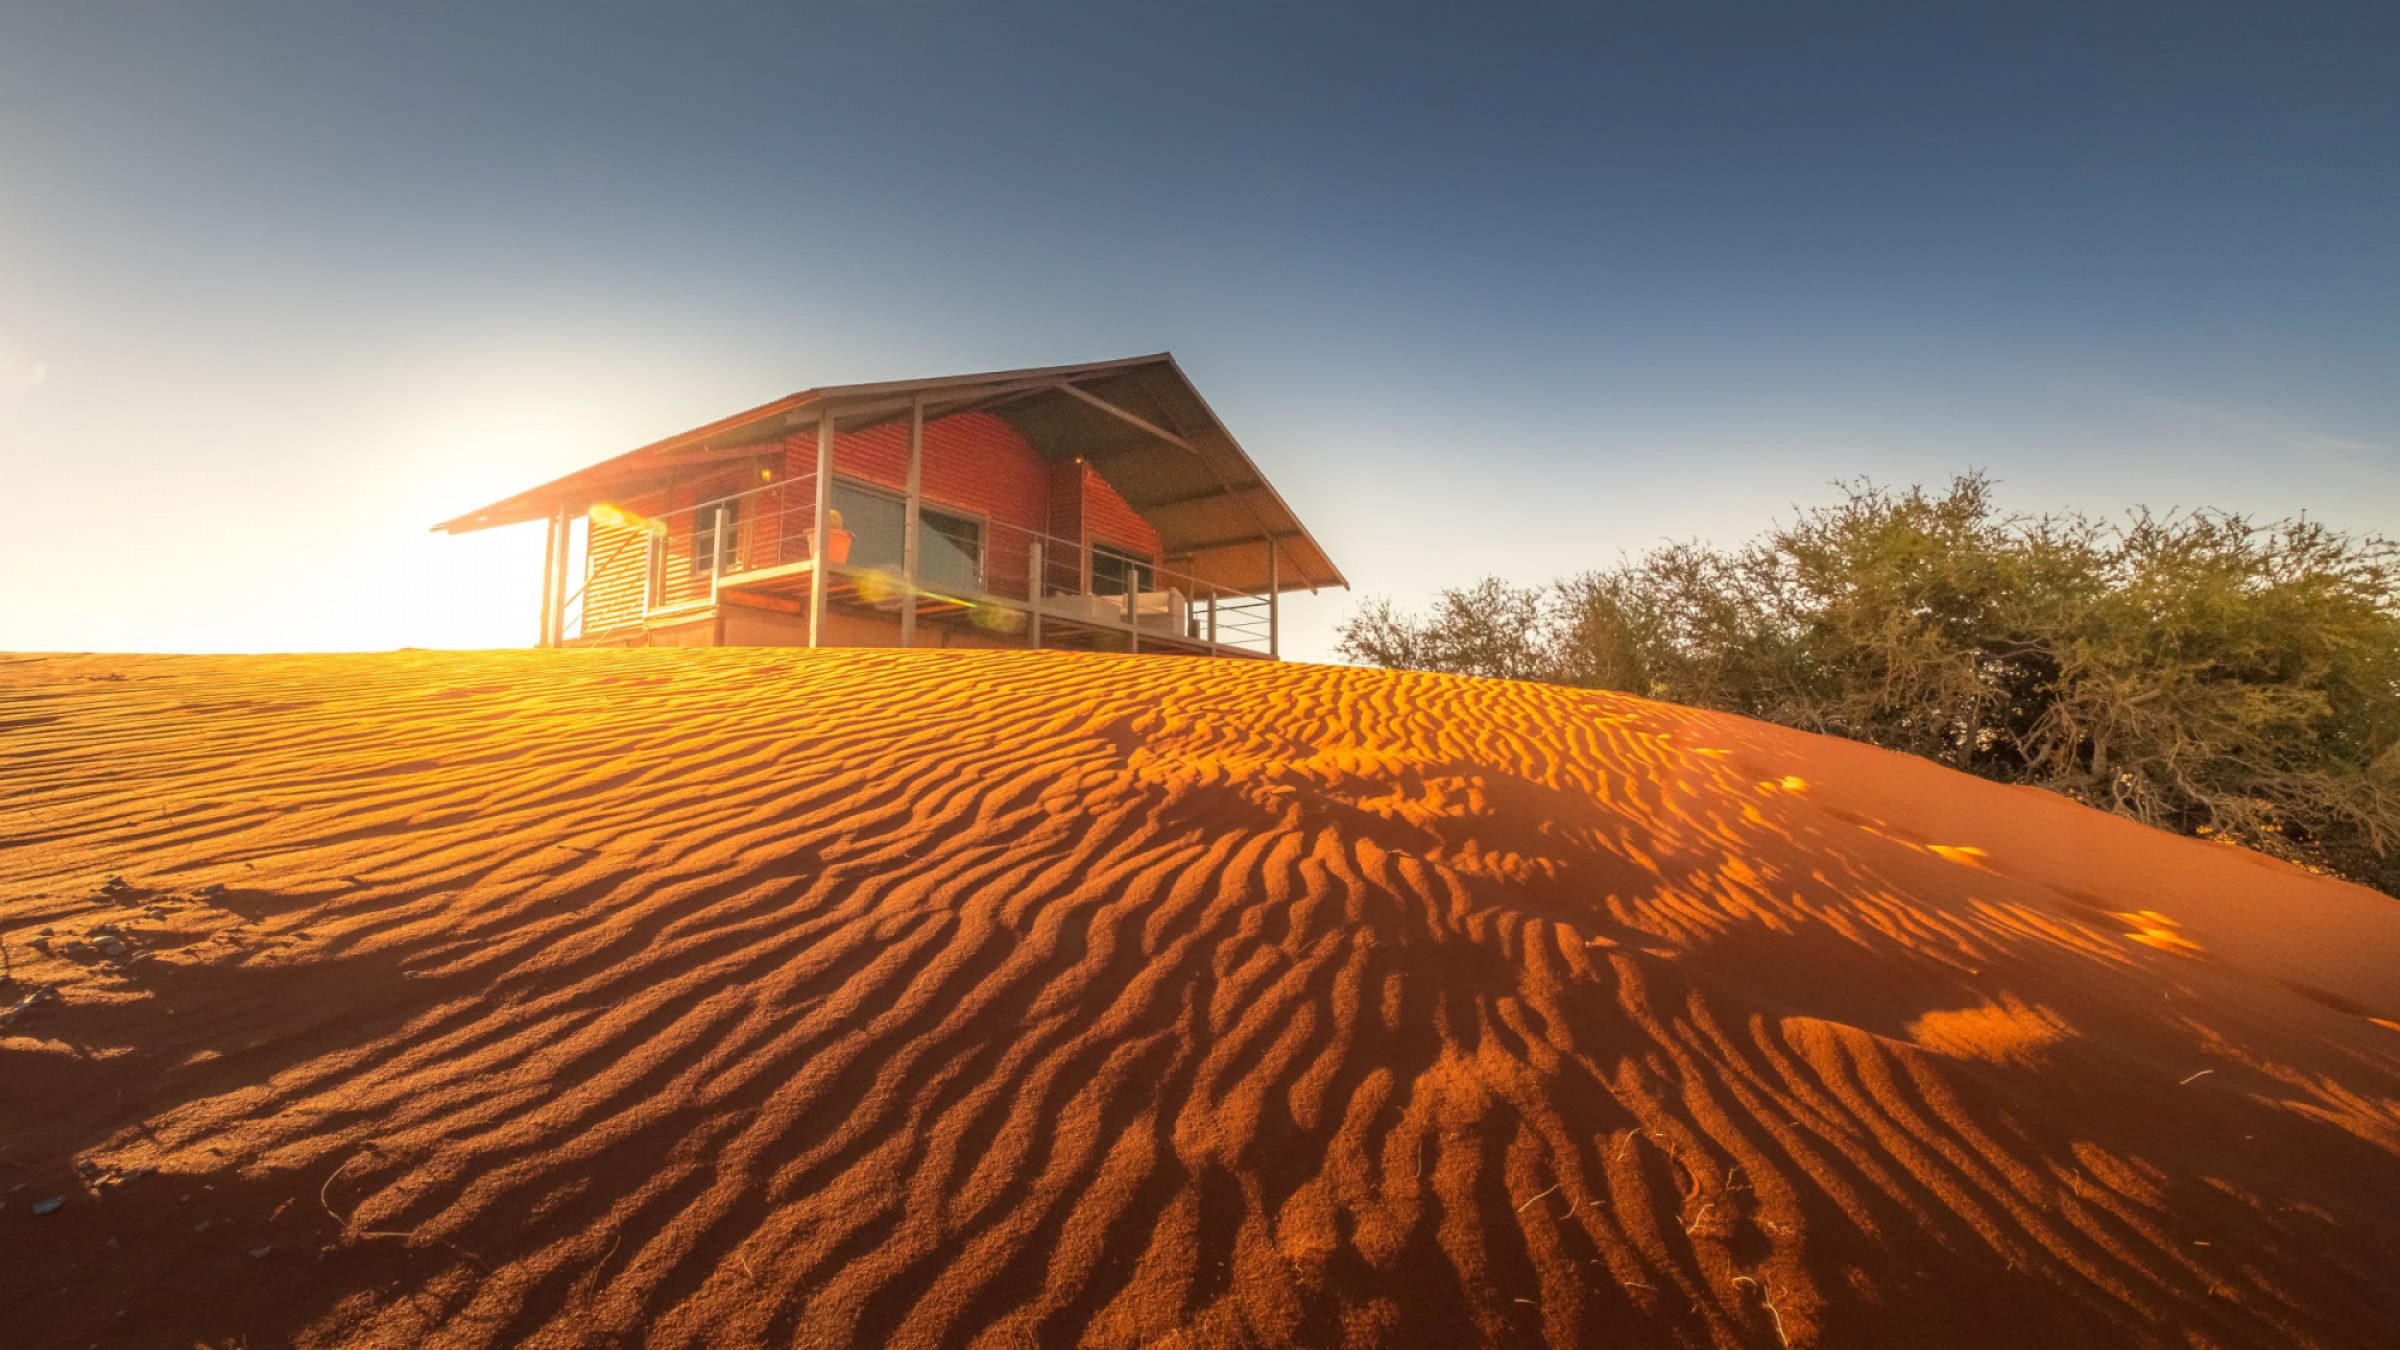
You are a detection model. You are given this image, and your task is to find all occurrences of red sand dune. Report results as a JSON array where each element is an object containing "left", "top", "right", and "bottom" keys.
[{"left": 3, "top": 649, "right": 2398, "bottom": 1347}]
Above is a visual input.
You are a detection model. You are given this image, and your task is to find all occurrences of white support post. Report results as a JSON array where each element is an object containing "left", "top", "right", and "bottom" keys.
[
  {"left": 900, "top": 393, "right": 923, "bottom": 648},
  {"left": 537, "top": 508, "right": 561, "bottom": 648},
  {"left": 1027, "top": 540, "right": 1044, "bottom": 647},
  {"left": 1125, "top": 573, "right": 1139, "bottom": 653},
  {"left": 1207, "top": 591, "right": 1218, "bottom": 646},
  {"left": 808, "top": 408, "right": 835, "bottom": 648},
  {"left": 1266, "top": 539, "right": 1280, "bottom": 660},
  {"left": 554, "top": 508, "right": 575, "bottom": 644},
  {"left": 709, "top": 502, "right": 729, "bottom": 602}
]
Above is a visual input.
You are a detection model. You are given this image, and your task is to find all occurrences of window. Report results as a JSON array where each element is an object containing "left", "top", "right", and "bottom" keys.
[
  {"left": 1091, "top": 548, "right": 1153, "bottom": 597},
  {"left": 693, "top": 498, "right": 740, "bottom": 575},
  {"left": 831, "top": 482, "right": 906, "bottom": 570},
  {"left": 828, "top": 481, "right": 985, "bottom": 593},
  {"left": 919, "top": 507, "right": 983, "bottom": 592}
]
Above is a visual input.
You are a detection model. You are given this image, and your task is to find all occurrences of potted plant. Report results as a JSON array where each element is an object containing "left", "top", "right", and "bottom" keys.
[{"left": 805, "top": 507, "right": 853, "bottom": 565}]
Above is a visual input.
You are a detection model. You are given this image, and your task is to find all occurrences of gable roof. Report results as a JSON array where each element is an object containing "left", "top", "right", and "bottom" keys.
[{"left": 434, "top": 353, "right": 1343, "bottom": 594}]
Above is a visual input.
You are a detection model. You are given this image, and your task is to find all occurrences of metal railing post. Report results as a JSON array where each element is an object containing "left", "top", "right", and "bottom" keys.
[
  {"left": 1207, "top": 590, "right": 1218, "bottom": 646},
  {"left": 1267, "top": 540, "right": 1280, "bottom": 660}
]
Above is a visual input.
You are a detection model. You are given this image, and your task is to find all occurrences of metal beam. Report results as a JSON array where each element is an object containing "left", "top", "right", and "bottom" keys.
[
  {"left": 645, "top": 444, "right": 786, "bottom": 471},
  {"left": 1127, "top": 480, "right": 1268, "bottom": 512},
  {"left": 789, "top": 376, "right": 1072, "bottom": 434},
  {"left": 807, "top": 409, "right": 834, "bottom": 647},
  {"left": 1050, "top": 381, "right": 1193, "bottom": 450},
  {"left": 1149, "top": 529, "right": 1293, "bottom": 556},
  {"left": 794, "top": 352, "right": 1170, "bottom": 408}
]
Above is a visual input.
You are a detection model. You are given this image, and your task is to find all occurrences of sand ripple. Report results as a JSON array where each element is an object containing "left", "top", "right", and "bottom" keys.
[{"left": 3, "top": 649, "right": 2397, "bottom": 1347}]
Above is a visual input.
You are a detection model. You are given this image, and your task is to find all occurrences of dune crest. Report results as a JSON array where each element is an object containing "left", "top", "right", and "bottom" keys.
[{"left": 3, "top": 649, "right": 2397, "bottom": 1347}]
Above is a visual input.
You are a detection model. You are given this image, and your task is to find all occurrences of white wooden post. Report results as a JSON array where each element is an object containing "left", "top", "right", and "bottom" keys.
[
  {"left": 555, "top": 508, "right": 575, "bottom": 643},
  {"left": 1266, "top": 539, "right": 1280, "bottom": 660},
  {"left": 807, "top": 408, "right": 834, "bottom": 647},
  {"left": 709, "top": 502, "right": 730, "bottom": 602},
  {"left": 900, "top": 392, "right": 923, "bottom": 648},
  {"left": 537, "top": 507, "right": 560, "bottom": 647}
]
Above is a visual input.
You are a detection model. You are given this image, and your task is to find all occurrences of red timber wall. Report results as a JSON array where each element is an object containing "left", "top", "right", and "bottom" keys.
[
  {"left": 1040, "top": 460, "right": 1164, "bottom": 593},
  {"left": 577, "top": 407, "right": 1171, "bottom": 640},
  {"left": 577, "top": 468, "right": 754, "bottom": 637},
  {"left": 580, "top": 486, "right": 668, "bottom": 637},
  {"left": 1079, "top": 463, "right": 1162, "bottom": 561},
  {"left": 581, "top": 513, "right": 653, "bottom": 636},
  {"left": 780, "top": 410, "right": 1047, "bottom": 600}
]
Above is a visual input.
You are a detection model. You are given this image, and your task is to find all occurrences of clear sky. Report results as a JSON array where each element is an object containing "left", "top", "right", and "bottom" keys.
[{"left": 3, "top": 2, "right": 2393, "bottom": 661}]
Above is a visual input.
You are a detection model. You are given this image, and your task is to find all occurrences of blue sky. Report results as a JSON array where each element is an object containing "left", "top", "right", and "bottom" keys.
[{"left": 2, "top": 2, "right": 2393, "bottom": 659}]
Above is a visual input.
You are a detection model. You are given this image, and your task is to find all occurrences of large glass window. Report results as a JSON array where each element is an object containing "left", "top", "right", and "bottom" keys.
[
  {"left": 827, "top": 481, "right": 984, "bottom": 593},
  {"left": 831, "top": 482, "right": 905, "bottom": 570},
  {"left": 919, "top": 507, "right": 983, "bottom": 592},
  {"left": 1091, "top": 548, "right": 1153, "bottom": 596}
]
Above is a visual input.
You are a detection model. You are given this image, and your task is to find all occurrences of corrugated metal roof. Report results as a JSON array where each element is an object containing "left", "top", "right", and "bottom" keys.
[{"left": 433, "top": 353, "right": 1345, "bottom": 593}]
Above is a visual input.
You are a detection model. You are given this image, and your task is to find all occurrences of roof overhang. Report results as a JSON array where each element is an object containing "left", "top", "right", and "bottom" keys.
[{"left": 434, "top": 353, "right": 1345, "bottom": 594}]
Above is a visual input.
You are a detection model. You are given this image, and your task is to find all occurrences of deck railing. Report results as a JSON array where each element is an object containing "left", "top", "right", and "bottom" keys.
[
  {"left": 561, "top": 473, "right": 822, "bottom": 639},
  {"left": 563, "top": 475, "right": 1276, "bottom": 653}
]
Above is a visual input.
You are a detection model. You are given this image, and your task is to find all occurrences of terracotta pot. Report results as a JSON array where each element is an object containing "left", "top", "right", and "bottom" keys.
[{"left": 805, "top": 528, "right": 853, "bottom": 566}]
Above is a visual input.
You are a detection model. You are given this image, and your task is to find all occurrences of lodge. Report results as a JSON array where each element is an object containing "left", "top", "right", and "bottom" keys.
[{"left": 436, "top": 354, "right": 1345, "bottom": 658}]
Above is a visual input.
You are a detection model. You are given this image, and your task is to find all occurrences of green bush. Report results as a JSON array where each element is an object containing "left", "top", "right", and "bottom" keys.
[{"left": 1340, "top": 474, "right": 2400, "bottom": 892}]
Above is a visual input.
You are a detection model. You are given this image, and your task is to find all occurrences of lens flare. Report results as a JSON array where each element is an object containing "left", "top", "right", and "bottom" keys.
[{"left": 588, "top": 502, "right": 666, "bottom": 536}]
